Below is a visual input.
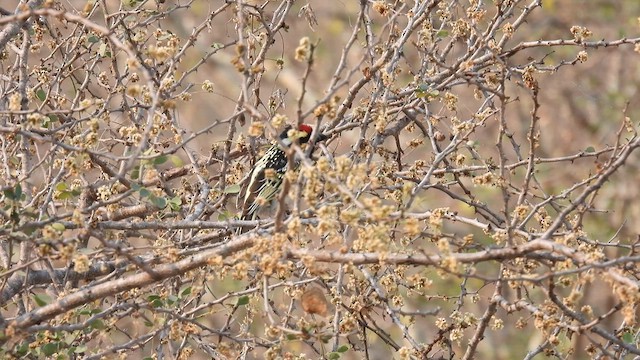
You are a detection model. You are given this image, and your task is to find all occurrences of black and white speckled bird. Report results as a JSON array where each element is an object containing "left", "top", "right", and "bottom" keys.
[{"left": 237, "top": 124, "right": 326, "bottom": 221}]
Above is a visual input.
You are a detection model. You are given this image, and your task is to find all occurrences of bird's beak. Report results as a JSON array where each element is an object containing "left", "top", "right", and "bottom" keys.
[{"left": 314, "top": 133, "right": 329, "bottom": 142}]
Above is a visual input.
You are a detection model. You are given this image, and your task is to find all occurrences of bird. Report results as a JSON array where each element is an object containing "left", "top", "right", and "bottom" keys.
[{"left": 237, "top": 124, "right": 326, "bottom": 221}]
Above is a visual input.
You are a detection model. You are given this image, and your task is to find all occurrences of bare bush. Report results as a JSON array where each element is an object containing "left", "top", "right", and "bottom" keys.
[{"left": 1, "top": 0, "right": 640, "bottom": 358}]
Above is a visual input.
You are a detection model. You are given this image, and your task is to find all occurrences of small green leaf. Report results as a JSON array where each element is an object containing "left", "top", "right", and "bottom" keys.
[
  {"left": 414, "top": 85, "right": 439, "bottom": 100},
  {"left": 181, "top": 287, "right": 192, "bottom": 296},
  {"left": 585, "top": 146, "right": 596, "bottom": 153},
  {"left": 169, "top": 155, "right": 183, "bottom": 166},
  {"left": 320, "top": 334, "right": 332, "bottom": 343},
  {"left": 436, "top": 29, "right": 449, "bottom": 38},
  {"left": 286, "top": 334, "right": 297, "bottom": 340},
  {"left": 3, "top": 189, "right": 14, "bottom": 200},
  {"left": 36, "top": 89, "right": 46, "bottom": 101},
  {"left": 131, "top": 166, "right": 140, "bottom": 180},
  {"left": 224, "top": 184, "right": 241, "bottom": 194},
  {"left": 51, "top": 223, "right": 66, "bottom": 232},
  {"left": 168, "top": 196, "right": 182, "bottom": 211},
  {"left": 167, "top": 294, "right": 179, "bottom": 305},
  {"left": 217, "top": 210, "right": 232, "bottom": 221},
  {"left": 171, "top": 197, "right": 182, "bottom": 205},
  {"left": 33, "top": 294, "right": 50, "bottom": 306},
  {"left": 90, "top": 319, "right": 105, "bottom": 329},
  {"left": 336, "top": 345, "right": 349, "bottom": 353},
  {"left": 41, "top": 342, "right": 59, "bottom": 356},
  {"left": 236, "top": 295, "right": 250, "bottom": 306},
  {"left": 58, "top": 191, "right": 74, "bottom": 200},
  {"left": 16, "top": 342, "right": 29, "bottom": 356},
  {"left": 153, "top": 155, "right": 168, "bottom": 165},
  {"left": 327, "top": 352, "right": 341, "bottom": 360},
  {"left": 55, "top": 182, "right": 68, "bottom": 191},
  {"left": 138, "top": 188, "right": 151, "bottom": 198},
  {"left": 623, "top": 331, "right": 633, "bottom": 343},
  {"left": 150, "top": 196, "right": 167, "bottom": 209},
  {"left": 87, "top": 35, "right": 100, "bottom": 43},
  {"left": 98, "top": 42, "right": 111, "bottom": 57},
  {"left": 74, "top": 345, "right": 88, "bottom": 353}
]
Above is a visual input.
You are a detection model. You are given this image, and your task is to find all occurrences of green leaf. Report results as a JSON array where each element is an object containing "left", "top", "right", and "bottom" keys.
[
  {"left": 327, "top": 352, "right": 341, "bottom": 360},
  {"left": 3, "top": 189, "right": 14, "bottom": 200},
  {"left": 181, "top": 287, "right": 192, "bottom": 296},
  {"left": 169, "top": 155, "right": 184, "bottom": 166},
  {"left": 224, "top": 184, "right": 241, "bottom": 194},
  {"left": 150, "top": 196, "right": 167, "bottom": 209},
  {"left": 41, "top": 343, "right": 59, "bottom": 356},
  {"left": 217, "top": 210, "right": 232, "bottom": 221},
  {"left": 131, "top": 166, "right": 140, "bottom": 180},
  {"left": 73, "top": 345, "right": 88, "bottom": 354},
  {"left": 585, "top": 146, "right": 596, "bottom": 153},
  {"left": 4, "top": 184, "right": 23, "bottom": 201},
  {"left": 51, "top": 223, "right": 65, "bottom": 232},
  {"left": 98, "top": 42, "right": 111, "bottom": 58},
  {"left": 436, "top": 29, "right": 449, "bottom": 38},
  {"left": 153, "top": 155, "right": 168, "bottom": 165},
  {"left": 36, "top": 89, "right": 46, "bottom": 101},
  {"left": 336, "top": 345, "right": 349, "bottom": 353},
  {"left": 414, "top": 85, "right": 439, "bottom": 100},
  {"left": 58, "top": 191, "right": 74, "bottom": 200},
  {"left": 87, "top": 35, "right": 100, "bottom": 44},
  {"left": 90, "top": 319, "right": 105, "bottom": 329},
  {"left": 55, "top": 182, "right": 68, "bottom": 191},
  {"left": 168, "top": 196, "right": 182, "bottom": 211},
  {"left": 236, "top": 295, "right": 250, "bottom": 306},
  {"left": 320, "top": 334, "right": 332, "bottom": 343},
  {"left": 286, "top": 334, "right": 297, "bottom": 340},
  {"left": 33, "top": 294, "right": 50, "bottom": 306},
  {"left": 138, "top": 188, "right": 151, "bottom": 198},
  {"left": 16, "top": 342, "right": 29, "bottom": 356},
  {"left": 167, "top": 294, "right": 179, "bottom": 305},
  {"left": 623, "top": 331, "right": 633, "bottom": 343}
]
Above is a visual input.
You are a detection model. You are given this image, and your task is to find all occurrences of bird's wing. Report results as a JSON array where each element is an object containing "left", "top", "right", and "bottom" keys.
[{"left": 239, "top": 146, "right": 288, "bottom": 220}]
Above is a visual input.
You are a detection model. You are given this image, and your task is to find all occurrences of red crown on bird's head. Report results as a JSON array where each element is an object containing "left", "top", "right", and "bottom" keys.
[
  {"left": 278, "top": 123, "right": 327, "bottom": 145},
  {"left": 298, "top": 124, "right": 313, "bottom": 135}
]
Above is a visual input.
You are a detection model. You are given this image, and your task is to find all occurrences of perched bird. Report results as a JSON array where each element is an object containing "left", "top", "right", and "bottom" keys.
[{"left": 237, "top": 124, "right": 326, "bottom": 221}]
